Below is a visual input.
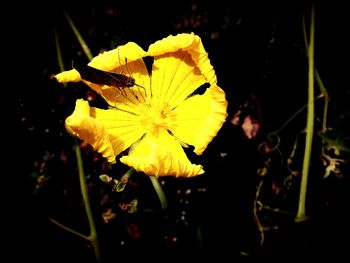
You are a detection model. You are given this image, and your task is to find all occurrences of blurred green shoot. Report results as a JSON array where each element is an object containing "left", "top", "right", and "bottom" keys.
[
  {"left": 64, "top": 10, "right": 93, "bottom": 61},
  {"left": 54, "top": 29, "right": 66, "bottom": 88}
]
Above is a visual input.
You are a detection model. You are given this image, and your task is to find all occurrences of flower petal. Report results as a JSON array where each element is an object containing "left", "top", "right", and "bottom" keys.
[
  {"left": 92, "top": 107, "right": 146, "bottom": 157},
  {"left": 55, "top": 69, "right": 81, "bottom": 83},
  {"left": 167, "top": 85, "right": 228, "bottom": 155},
  {"left": 147, "top": 33, "right": 217, "bottom": 85},
  {"left": 97, "top": 58, "right": 151, "bottom": 110},
  {"left": 55, "top": 42, "right": 150, "bottom": 111},
  {"left": 83, "top": 57, "right": 150, "bottom": 113},
  {"left": 120, "top": 131, "right": 204, "bottom": 177},
  {"left": 65, "top": 99, "right": 116, "bottom": 163},
  {"left": 88, "top": 42, "right": 147, "bottom": 71},
  {"left": 150, "top": 51, "right": 206, "bottom": 109}
]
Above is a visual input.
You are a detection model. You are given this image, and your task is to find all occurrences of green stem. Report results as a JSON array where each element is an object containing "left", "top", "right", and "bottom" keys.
[
  {"left": 64, "top": 10, "right": 93, "bottom": 61},
  {"left": 303, "top": 10, "right": 329, "bottom": 133},
  {"left": 273, "top": 94, "right": 323, "bottom": 135},
  {"left": 253, "top": 179, "right": 265, "bottom": 246},
  {"left": 54, "top": 29, "right": 67, "bottom": 88},
  {"left": 274, "top": 103, "right": 307, "bottom": 134},
  {"left": 122, "top": 167, "right": 136, "bottom": 179},
  {"left": 74, "top": 141, "right": 101, "bottom": 262},
  {"left": 49, "top": 218, "right": 89, "bottom": 240},
  {"left": 296, "top": 5, "right": 315, "bottom": 221},
  {"left": 149, "top": 176, "right": 168, "bottom": 210},
  {"left": 315, "top": 69, "right": 328, "bottom": 132}
]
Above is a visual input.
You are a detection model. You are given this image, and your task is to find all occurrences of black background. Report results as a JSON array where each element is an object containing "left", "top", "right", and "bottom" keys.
[{"left": 9, "top": 0, "right": 350, "bottom": 261}]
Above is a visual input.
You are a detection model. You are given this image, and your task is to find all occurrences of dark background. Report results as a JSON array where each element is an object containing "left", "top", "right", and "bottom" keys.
[{"left": 11, "top": 0, "right": 350, "bottom": 262}]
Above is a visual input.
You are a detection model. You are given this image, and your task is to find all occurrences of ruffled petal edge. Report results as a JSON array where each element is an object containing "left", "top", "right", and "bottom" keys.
[{"left": 147, "top": 33, "right": 217, "bottom": 85}]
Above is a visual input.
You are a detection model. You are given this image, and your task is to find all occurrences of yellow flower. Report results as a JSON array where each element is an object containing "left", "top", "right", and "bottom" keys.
[{"left": 55, "top": 33, "right": 228, "bottom": 177}]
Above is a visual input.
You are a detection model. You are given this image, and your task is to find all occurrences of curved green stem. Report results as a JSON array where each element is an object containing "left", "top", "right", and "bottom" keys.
[
  {"left": 149, "top": 176, "right": 168, "bottom": 210},
  {"left": 296, "top": 4, "right": 315, "bottom": 221},
  {"left": 74, "top": 141, "right": 101, "bottom": 262}
]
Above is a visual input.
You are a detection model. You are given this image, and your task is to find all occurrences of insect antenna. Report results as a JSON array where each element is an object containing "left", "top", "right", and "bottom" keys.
[{"left": 117, "top": 48, "right": 146, "bottom": 97}]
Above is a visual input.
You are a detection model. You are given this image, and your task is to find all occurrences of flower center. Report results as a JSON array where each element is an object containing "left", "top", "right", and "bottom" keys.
[{"left": 139, "top": 103, "right": 171, "bottom": 135}]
